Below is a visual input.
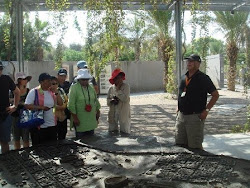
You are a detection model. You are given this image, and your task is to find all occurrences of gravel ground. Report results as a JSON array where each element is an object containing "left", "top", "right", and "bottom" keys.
[{"left": 92, "top": 87, "right": 250, "bottom": 139}]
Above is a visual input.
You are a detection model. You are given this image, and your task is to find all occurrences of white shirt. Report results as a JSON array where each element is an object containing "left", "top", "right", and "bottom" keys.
[{"left": 25, "top": 88, "right": 55, "bottom": 128}]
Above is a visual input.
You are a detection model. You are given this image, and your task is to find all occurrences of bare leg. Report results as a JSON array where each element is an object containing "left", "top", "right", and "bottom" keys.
[
  {"left": 23, "top": 141, "right": 30, "bottom": 148},
  {"left": 1, "top": 142, "right": 9, "bottom": 154},
  {"left": 14, "top": 141, "right": 21, "bottom": 150}
]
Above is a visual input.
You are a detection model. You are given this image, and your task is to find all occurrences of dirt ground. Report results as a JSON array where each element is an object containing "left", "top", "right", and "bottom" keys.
[{"left": 92, "top": 87, "right": 250, "bottom": 139}]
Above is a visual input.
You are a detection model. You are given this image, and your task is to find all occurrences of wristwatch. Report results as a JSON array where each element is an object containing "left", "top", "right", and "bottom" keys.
[{"left": 205, "top": 108, "right": 210, "bottom": 112}]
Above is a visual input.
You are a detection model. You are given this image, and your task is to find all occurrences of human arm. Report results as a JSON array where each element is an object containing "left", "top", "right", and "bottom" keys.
[
  {"left": 107, "top": 87, "right": 113, "bottom": 106},
  {"left": 67, "top": 85, "right": 80, "bottom": 126},
  {"left": 115, "top": 83, "right": 130, "bottom": 102},
  {"left": 200, "top": 90, "right": 219, "bottom": 120},
  {"left": 7, "top": 86, "right": 20, "bottom": 114},
  {"left": 24, "top": 89, "right": 50, "bottom": 111}
]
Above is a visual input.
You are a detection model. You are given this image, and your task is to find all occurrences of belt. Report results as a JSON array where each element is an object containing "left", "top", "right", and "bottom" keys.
[{"left": 181, "top": 111, "right": 201, "bottom": 115}]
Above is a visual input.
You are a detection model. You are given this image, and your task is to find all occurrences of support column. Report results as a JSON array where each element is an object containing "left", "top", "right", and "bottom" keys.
[
  {"left": 175, "top": 0, "right": 182, "bottom": 87},
  {"left": 16, "top": 0, "right": 24, "bottom": 72}
]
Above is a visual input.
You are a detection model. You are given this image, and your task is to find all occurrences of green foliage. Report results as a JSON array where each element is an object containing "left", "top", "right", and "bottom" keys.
[
  {"left": 189, "top": 0, "right": 211, "bottom": 72},
  {"left": 54, "top": 40, "right": 65, "bottom": 70},
  {"left": 63, "top": 49, "right": 86, "bottom": 61},
  {"left": 45, "top": 0, "right": 70, "bottom": 11},
  {"left": 185, "top": 37, "right": 225, "bottom": 57},
  {"left": 0, "top": 13, "right": 52, "bottom": 61},
  {"left": 166, "top": 54, "right": 177, "bottom": 94},
  {"left": 69, "top": 44, "right": 83, "bottom": 51},
  {"left": 214, "top": 11, "right": 249, "bottom": 43},
  {"left": 214, "top": 11, "right": 249, "bottom": 91},
  {"left": 0, "top": 14, "right": 16, "bottom": 60}
]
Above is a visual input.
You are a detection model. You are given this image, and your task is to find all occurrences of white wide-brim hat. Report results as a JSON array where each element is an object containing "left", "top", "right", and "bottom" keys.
[{"left": 75, "top": 69, "right": 92, "bottom": 80}]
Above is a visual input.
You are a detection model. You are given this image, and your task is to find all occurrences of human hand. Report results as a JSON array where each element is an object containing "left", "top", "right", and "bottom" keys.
[
  {"left": 43, "top": 106, "right": 51, "bottom": 111},
  {"left": 199, "top": 110, "right": 208, "bottom": 120},
  {"left": 96, "top": 110, "right": 100, "bottom": 121},
  {"left": 73, "top": 117, "right": 80, "bottom": 126},
  {"left": 6, "top": 105, "right": 17, "bottom": 114}
]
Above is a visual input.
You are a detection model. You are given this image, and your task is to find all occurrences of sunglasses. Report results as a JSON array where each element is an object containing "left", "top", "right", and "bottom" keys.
[
  {"left": 79, "top": 79, "right": 89, "bottom": 81},
  {"left": 51, "top": 82, "right": 58, "bottom": 85}
]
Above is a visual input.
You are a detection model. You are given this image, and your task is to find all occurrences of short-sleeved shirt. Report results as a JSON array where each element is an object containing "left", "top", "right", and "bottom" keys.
[
  {"left": 0, "top": 75, "right": 16, "bottom": 109},
  {"left": 25, "top": 89, "right": 55, "bottom": 128},
  {"left": 178, "top": 71, "right": 216, "bottom": 114}
]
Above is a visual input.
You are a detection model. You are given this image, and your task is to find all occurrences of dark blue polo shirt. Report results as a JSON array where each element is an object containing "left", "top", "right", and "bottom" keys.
[{"left": 178, "top": 71, "right": 216, "bottom": 114}]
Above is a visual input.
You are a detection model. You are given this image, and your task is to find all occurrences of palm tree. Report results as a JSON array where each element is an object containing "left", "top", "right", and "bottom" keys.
[
  {"left": 214, "top": 11, "right": 249, "bottom": 91},
  {"left": 124, "top": 16, "right": 149, "bottom": 61},
  {"left": 146, "top": 10, "right": 175, "bottom": 92}
]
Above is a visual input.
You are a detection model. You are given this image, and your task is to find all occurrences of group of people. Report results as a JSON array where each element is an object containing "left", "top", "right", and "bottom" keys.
[
  {"left": 0, "top": 54, "right": 219, "bottom": 154},
  {"left": 0, "top": 60, "right": 131, "bottom": 153}
]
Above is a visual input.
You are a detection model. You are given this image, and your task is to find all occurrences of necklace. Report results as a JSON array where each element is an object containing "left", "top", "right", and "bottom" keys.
[{"left": 81, "top": 86, "right": 90, "bottom": 105}]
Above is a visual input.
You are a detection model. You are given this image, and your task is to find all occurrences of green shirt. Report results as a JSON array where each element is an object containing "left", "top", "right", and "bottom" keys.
[{"left": 68, "top": 83, "right": 101, "bottom": 132}]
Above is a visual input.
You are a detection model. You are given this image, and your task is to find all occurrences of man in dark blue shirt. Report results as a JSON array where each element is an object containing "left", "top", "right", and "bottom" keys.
[{"left": 175, "top": 54, "right": 219, "bottom": 149}]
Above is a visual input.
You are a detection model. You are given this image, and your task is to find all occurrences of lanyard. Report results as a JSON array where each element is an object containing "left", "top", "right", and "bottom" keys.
[
  {"left": 184, "top": 70, "right": 199, "bottom": 92},
  {"left": 81, "top": 86, "right": 90, "bottom": 105}
]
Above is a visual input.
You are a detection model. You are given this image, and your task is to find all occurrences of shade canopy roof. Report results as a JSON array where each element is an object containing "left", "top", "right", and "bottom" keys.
[{"left": 0, "top": 0, "right": 249, "bottom": 12}]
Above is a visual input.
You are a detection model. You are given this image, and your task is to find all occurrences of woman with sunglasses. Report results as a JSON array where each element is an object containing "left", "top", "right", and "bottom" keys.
[
  {"left": 68, "top": 69, "right": 100, "bottom": 138},
  {"left": 25, "top": 73, "right": 63, "bottom": 145},
  {"left": 50, "top": 76, "right": 68, "bottom": 140}
]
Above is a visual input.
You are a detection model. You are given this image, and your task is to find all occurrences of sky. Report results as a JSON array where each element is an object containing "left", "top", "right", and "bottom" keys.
[{"left": 30, "top": 11, "right": 225, "bottom": 47}]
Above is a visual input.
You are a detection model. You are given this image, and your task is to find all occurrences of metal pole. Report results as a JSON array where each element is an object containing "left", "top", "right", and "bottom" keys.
[
  {"left": 175, "top": 0, "right": 182, "bottom": 87},
  {"left": 16, "top": 0, "right": 24, "bottom": 72}
]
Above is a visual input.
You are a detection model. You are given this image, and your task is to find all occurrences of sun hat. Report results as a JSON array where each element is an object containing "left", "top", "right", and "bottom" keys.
[
  {"left": 58, "top": 68, "right": 67, "bottom": 76},
  {"left": 77, "top": 60, "right": 87, "bottom": 69},
  {"left": 184, "top": 54, "right": 201, "bottom": 63},
  {"left": 109, "top": 68, "right": 125, "bottom": 85},
  {"left": 38, "top": 73, "right": 52, "bottom": 82},
  {"left": 75, "top": 69, "right": 92, "bottom": 80},
  {"left": 16, "top": 72, "right": 32, "bottom": 82}
]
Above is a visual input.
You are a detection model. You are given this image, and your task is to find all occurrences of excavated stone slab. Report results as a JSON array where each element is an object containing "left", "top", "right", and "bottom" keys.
[{"left": 0, "top": 139, "right": 249, "bottom": 188}]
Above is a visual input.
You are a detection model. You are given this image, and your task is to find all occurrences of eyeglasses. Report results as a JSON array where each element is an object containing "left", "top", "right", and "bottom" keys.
[{"left": 51, "top": 83, "right": 58, "bottom": 85}]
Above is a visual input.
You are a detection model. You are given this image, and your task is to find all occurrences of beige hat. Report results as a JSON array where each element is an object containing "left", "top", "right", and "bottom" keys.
[{"left": 16, "top": 72, "right": 32, "bottom": 82}]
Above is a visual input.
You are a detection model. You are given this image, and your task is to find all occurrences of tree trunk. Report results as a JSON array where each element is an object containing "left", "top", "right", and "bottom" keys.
[
  {"left": 226, "top": 41, "right": 238, "bottom": 91},
  {"left": 135, "top": 40, "right": 141, "bottom": 61},
  {"left": 160, "top": 37, "right": 174, "bottom": 92}
]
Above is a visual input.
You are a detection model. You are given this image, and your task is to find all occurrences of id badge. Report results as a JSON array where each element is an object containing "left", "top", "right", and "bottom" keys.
[{"left": 181, "top": 92, "right": 186, "bottom": 97}]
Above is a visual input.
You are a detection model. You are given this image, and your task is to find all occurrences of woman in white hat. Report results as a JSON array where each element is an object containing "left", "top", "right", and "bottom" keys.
[
  {"left": 68, "top": 69, "right": 101, "bottom": 138},
  {"left": 10, "top": 72, "right": 32, "bottom": 149}
]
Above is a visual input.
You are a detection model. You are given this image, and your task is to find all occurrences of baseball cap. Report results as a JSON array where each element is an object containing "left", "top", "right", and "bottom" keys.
[
  {"left": 184, "top": 54, "right": 201, "bottom": 63},
  {"left": 38, "top": 73, "right": 52, "bottom": 82},
  {"left": 58, "top": 68, "right": 67, "bottom": 76},
  {"left": 16, "top": 72, "right": 32, "bottom": 82},
  {"left": 77, "top": 61, "right": 87, "bottom": 69}
]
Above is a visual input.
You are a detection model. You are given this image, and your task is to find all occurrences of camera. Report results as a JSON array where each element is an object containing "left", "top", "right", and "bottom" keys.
[{"left": 111, "top": 96, "right": 119, "bottom": 105}]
